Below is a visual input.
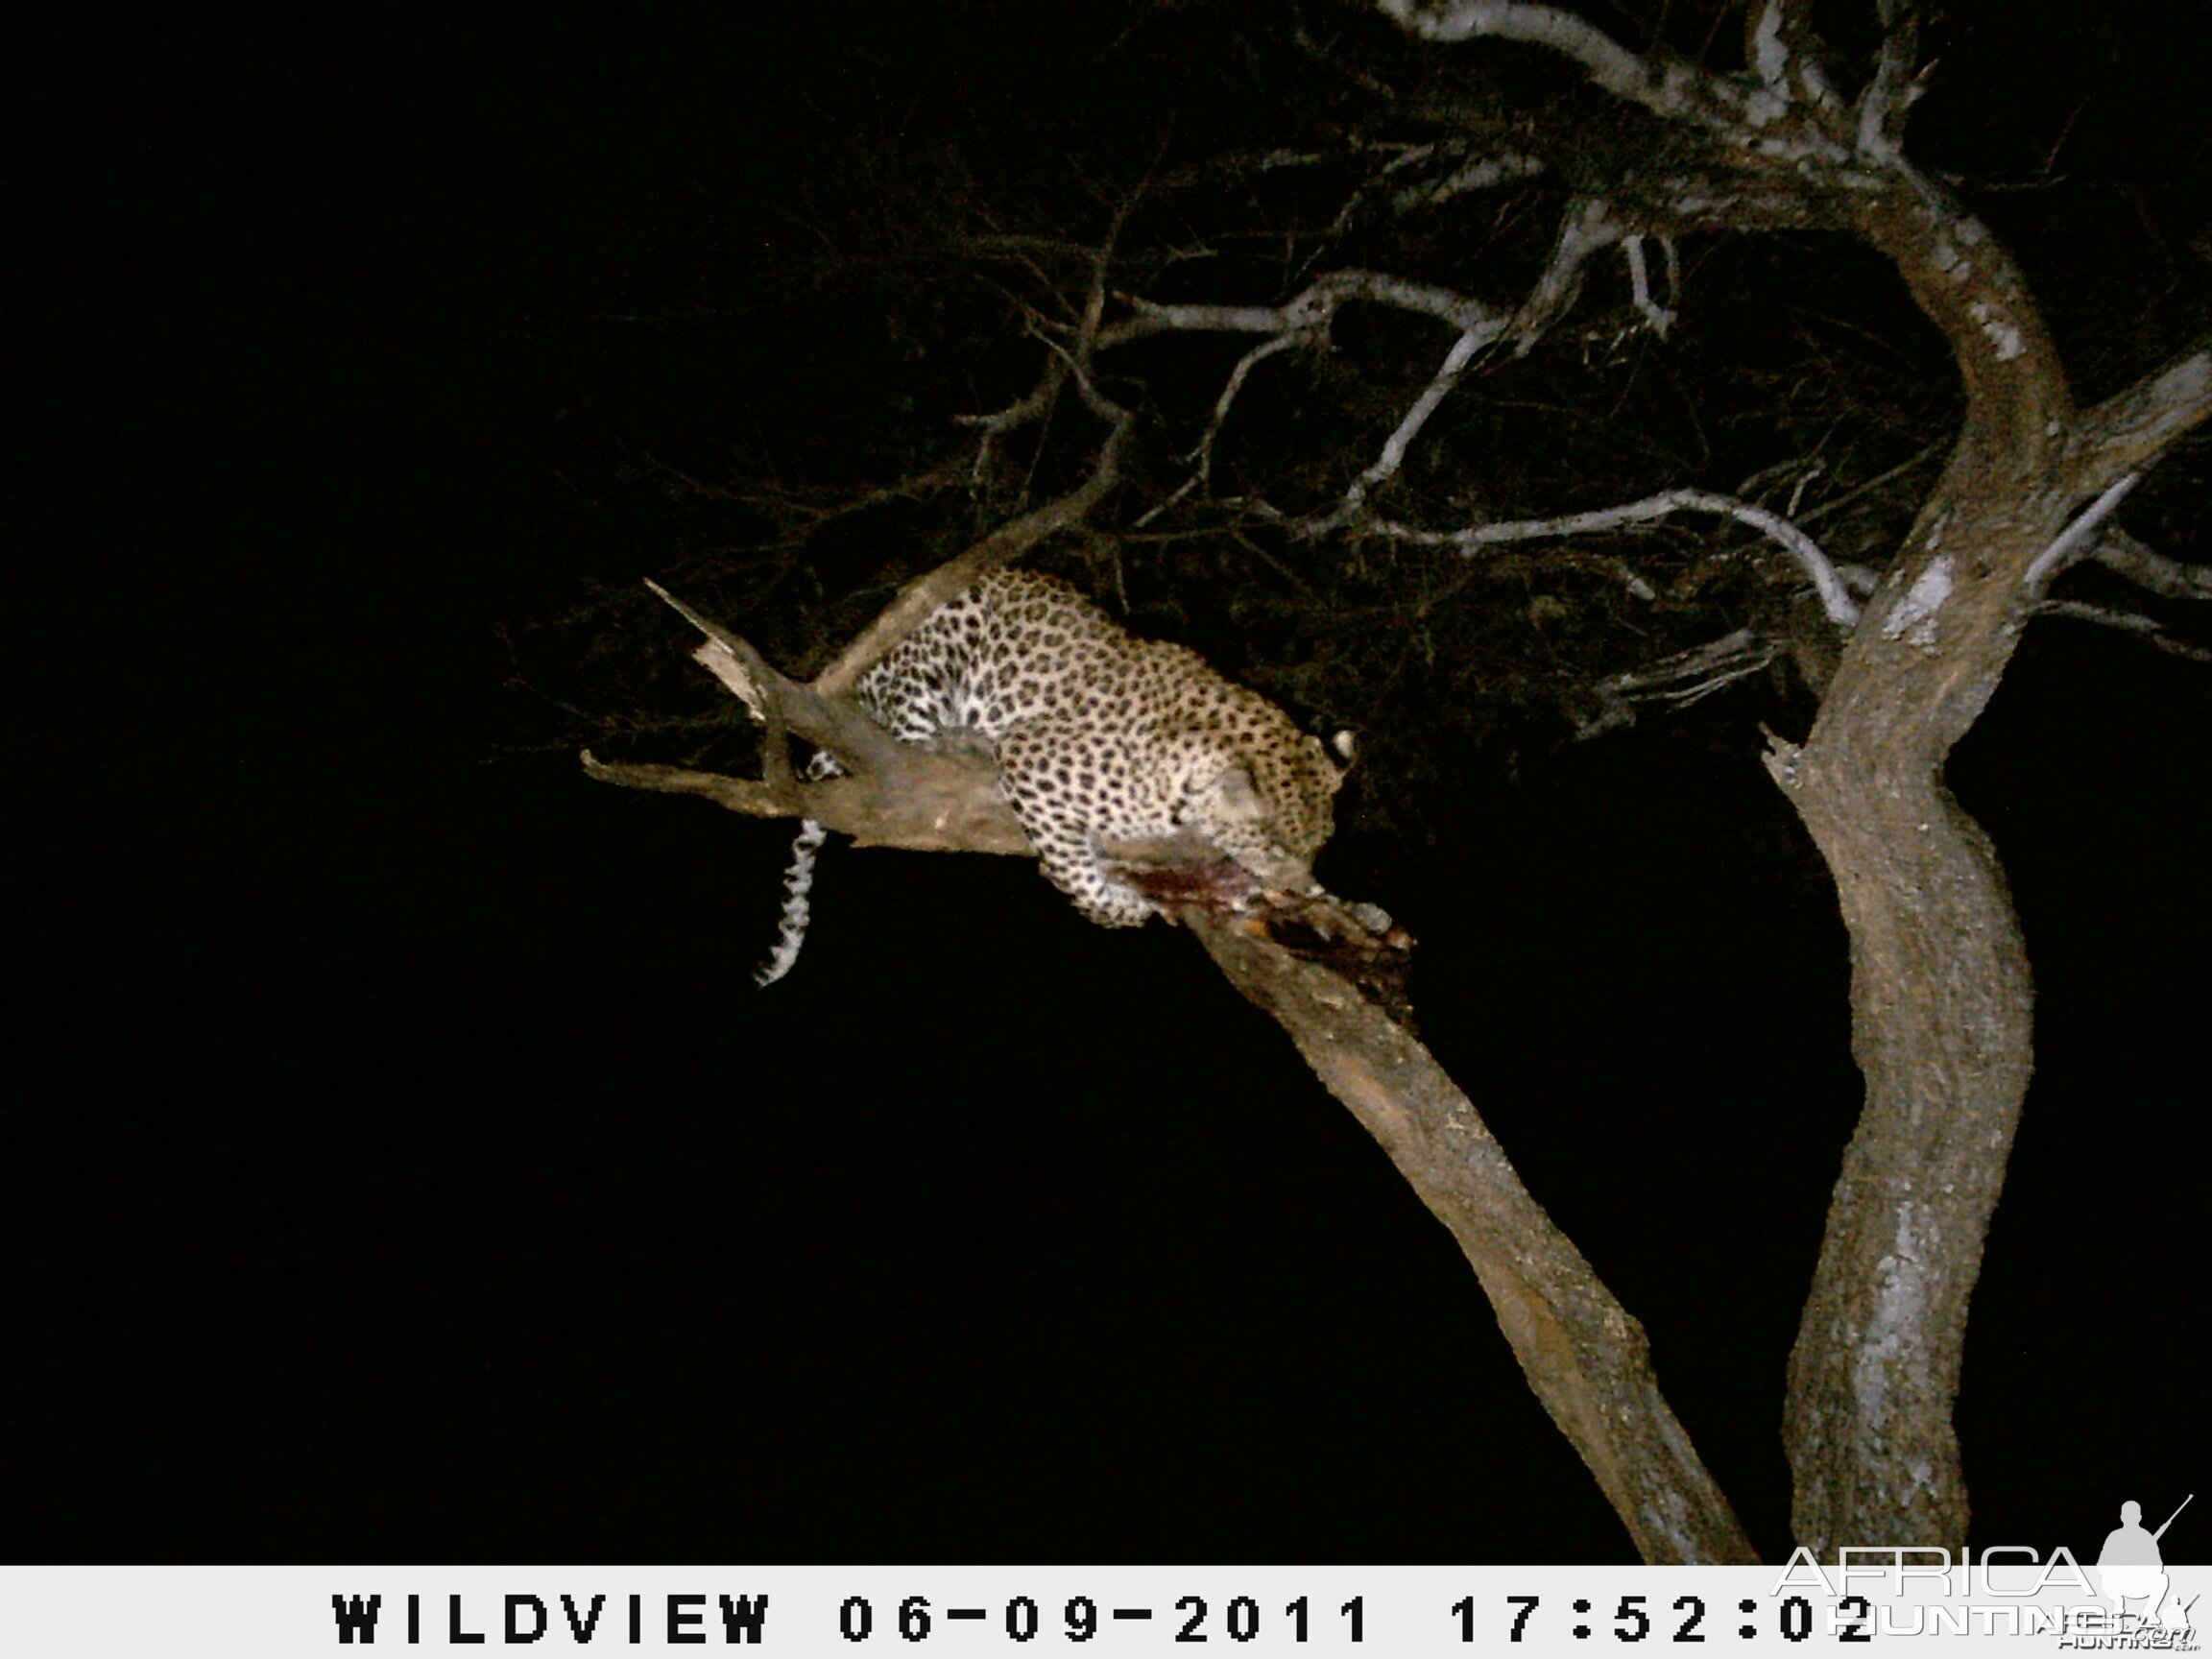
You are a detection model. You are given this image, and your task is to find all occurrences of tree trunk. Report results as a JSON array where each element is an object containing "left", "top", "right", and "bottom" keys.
[
  {"left": 1765, "top": 435, "right": 2064, "bottom": 1558},
  {"left": 1353, "top": 0, "right": 2204, "bottom": 1562}
]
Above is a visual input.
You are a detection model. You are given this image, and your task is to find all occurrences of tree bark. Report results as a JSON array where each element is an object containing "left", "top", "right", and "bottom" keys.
[
  {"left": 1190, "top": 913, "right": 1759, "bottom": 1564},
  {"left": 1764, "top": 173, "right": 2208, "bottom": 1559},
  {"left": 1763, "top": 438, "right": 2056, "bottom": 1559}
]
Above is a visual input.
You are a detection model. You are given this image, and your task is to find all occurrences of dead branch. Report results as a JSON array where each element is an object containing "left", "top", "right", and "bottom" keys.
[
  {"left": 615, "top": 582, "right": 1028, "bottom": 854},
  {"left": 642, "top": 587, "right": 914, "bottom": 784},
  {"left": 2034, "top": 600, "right": 2212, "bottom": 662},
  {"left": 1391, "top": 149, "right": 1548, "bottom": 212},
  {"left": 581, "top": 747, "right": 1031, "bottom": 856},
  {"left": 1106, "top": 266, "right": 1503, "bottom": 349},
  {"left": 2090, "top": 526, "right": 2212, "bottom": 600},
  {"left": 1601, "top": 627, "right": 1777, "bottom": 707},
  {"left": 2023, "top": 475, "right": 2143, "bottom": 594}
]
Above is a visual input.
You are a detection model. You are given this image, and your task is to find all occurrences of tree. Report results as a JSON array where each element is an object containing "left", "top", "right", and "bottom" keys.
[{"left": 529, "top": 0, "right": 2209, "bottom": 1561}]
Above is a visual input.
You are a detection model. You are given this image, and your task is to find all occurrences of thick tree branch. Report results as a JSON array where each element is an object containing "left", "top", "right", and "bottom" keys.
[
  {"left": 618, "top": 418, "right": 1756, "bottom": 1569},
  {"left": 644, "top": 585, "right": 914, "bottom": 782},
  {"left": 620, "top": 589, "right": 1034, "bottom": 853},
  {"left": 1188, "top": 913, "right": 1758, "bottom": 1565},
  {"left": 2071, "top": 332, "right": 2212, "bottom": 493},
  {"left": 583, "top": 749, "right": 1033, "bottom": 855}
]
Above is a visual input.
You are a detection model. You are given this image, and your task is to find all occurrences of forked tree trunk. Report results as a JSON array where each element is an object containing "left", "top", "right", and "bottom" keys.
[
  {"left": 1761, "top": 130, "right": 2212, "bottom": 1547},
  {"left": 1359, "top": 0, "right": 2185, "bottom": 1554}
]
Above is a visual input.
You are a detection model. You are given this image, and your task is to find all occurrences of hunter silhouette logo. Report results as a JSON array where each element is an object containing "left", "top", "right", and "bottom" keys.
[{"left": 2096, "top": 1494, "right": 2194, "bottom": 1630}]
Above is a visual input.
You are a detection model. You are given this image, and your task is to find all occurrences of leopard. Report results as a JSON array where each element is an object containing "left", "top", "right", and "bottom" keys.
[{"left": 757, "top": 568, "right": 1352, "bottom": 983}]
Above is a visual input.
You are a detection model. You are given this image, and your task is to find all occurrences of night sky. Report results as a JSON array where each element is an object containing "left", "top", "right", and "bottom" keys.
[{"left": 14, "top": 3, "right": 2208, "bottom": 1566}]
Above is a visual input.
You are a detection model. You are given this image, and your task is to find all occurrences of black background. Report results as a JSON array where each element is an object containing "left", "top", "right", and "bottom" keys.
[{"left": 12, "top": 2, "right": 2207, "bottom": 1565}]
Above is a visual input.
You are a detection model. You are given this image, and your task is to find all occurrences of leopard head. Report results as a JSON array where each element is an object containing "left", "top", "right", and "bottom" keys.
[{"left": 1189, "top": 728, "right": 1353, "bottom": 892}]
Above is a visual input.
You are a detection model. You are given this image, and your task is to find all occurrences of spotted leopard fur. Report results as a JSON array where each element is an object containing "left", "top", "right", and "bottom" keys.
[{"left": 758, "top": 569, "right": 1348, "bottom": 980}]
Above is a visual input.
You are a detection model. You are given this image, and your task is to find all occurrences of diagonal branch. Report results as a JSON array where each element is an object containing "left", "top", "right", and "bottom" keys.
[
  {"left": 1510, "top": 195, "right": 1628, "bottom": 351},
  {"left": 1853, "top": 3, "right": 1925, "bottom": 164},
  {"left": 2035, "top": 600, "right": 2212, "bottom": 663},
  {"left": 813, "top": 378, "right": 1133, "bottom": 699},
  {"left": 644, "top": 583, "right": 911, "bottom": 782},
  {"left": 1134, "top": 331, "right": 1313, "bottom": 527},
  {"left": 2022, "top": 474, "right": 2141, "bottom": 595},
  {"left": 1304, "top": 319, "right": 1510, "bottom": 536},
  {"left": 1190, "top": 913, "right": 1759, "bottom": 1564},
  {"left": 2071, "top": 331, "right": 2212, "bottom": 493}
]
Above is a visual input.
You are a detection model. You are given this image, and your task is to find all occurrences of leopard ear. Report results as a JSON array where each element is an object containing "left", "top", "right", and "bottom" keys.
[{"left": 1328, "top": 729, "right": 1358, "bottom": 767}]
